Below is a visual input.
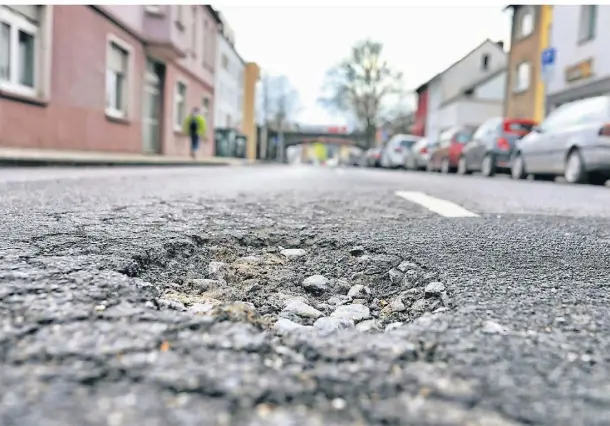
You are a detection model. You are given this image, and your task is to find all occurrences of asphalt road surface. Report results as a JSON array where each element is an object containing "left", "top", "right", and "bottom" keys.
[{"left": 2, "top": 164, "right": 610, "bottom": 426}]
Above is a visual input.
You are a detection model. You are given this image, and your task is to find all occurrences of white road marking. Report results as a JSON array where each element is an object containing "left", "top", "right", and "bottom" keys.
[{"left": 395, "top": 191, "right": 479, "bottom": 218}]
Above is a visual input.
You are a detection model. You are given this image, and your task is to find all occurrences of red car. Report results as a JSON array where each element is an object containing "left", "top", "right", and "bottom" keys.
[{"left": 427, "top": 126, "right": 477, "bottom": 173}]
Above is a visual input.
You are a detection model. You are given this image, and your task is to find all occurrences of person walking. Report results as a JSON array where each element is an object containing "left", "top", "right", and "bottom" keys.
[{"left": 182, "top": 107, "right": 207, "bottom": 159}]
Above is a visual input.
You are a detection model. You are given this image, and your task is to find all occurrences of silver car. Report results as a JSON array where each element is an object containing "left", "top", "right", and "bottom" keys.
[
  {"left": 512, "top": 96, "right": 610, "bottom": 185},
  {"left": 405, "top": 137, "right": 431, "bottom": 171}
]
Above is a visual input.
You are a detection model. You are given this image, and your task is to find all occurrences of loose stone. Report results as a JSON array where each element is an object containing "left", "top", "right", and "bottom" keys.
[
  {"left": 425, "top": 282, "right": 446, "bottom": 297},
  {"left": 313, "top": 316, "right": 355, "bottom": 335},
  {"left": 330, "top": 304, "right": 371, "bottom": 322},
  {"left": 347, "top": 284, "right": 371, "bottom": 299},
  {"left": 282, "top": 300, "right": 323, "bottom": 319},
  {"left": 280, "top": 248, "right": 307, "bottom": 259},
  {"left": 356, "top": 319, "right": 382, "bottom": 332},
  {"left": 302, "top": 275, "right": 329, "bottom": 295},
  {"left": 274, "top": 318, "right": 314, "bottom": 335}
]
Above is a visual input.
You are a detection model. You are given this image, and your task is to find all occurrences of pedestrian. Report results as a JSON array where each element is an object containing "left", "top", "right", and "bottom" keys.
[{"left": 182, "top": 107, "right": 207, "bottom": 159}]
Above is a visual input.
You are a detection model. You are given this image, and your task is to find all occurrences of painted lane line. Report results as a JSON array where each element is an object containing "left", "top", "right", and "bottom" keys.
[{"left": 395, "top": 191, "right": 479, "bottom": 218}]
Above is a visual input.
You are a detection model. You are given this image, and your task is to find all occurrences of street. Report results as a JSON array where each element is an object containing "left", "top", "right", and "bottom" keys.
[{"left": 2, "top": 164, "right": 610, "bottom": 426}]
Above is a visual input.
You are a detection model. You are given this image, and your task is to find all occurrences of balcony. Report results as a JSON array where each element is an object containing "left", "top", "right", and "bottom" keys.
[{"left": 142, "top": 5, "right": 186, "bottom": 62}]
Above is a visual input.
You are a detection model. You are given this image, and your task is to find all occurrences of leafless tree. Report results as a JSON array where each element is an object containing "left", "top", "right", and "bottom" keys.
[
  {"left": 258, "top": 73, "right": 300, "bottom": 132},
  {"left": 318, "top": 39, "right": 404, "bottom": 147}
]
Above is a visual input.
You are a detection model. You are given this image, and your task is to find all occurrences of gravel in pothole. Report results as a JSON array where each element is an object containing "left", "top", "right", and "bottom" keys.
[{"left": 124, "top": 233, "right": 454, "bottom": 336}]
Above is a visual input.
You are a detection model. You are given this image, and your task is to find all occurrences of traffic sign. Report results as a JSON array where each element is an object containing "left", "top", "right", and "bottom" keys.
[{"left": 541, "top": 47, "right": 556, "bottom": 82}]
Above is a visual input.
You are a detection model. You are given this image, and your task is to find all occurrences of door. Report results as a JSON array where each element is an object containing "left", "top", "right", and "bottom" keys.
[
  {"left": 532, "top": 102, "right": 579, "bottom": 173},
  {"left": 466, "top": 121, "right": 490, "bottom": 170},
  {"left": 142, "top": 58, "right": 162, "bottom": 154}
]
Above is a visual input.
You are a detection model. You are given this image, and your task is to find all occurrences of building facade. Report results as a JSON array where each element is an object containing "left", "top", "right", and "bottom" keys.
[
  {"left": 438, "top": 69, "right": 507, "bottom": 129},
  {"left": 412, "top": 84, "right": 428, "bottom": 136},
  {"left": 214, "top": 16, "right": 244, "bottom": 130},
  {"left": 425, "top": 77, "right": 442, "bottom": 143},
  {"left": 0, "top": 5, "right": 221, "bottom": 157},
  {"left": 504, "top": 5, "right": 553, "bottom": 122},
  {"left": 546, "top": 5, "right": 610, "bottom": 111}
]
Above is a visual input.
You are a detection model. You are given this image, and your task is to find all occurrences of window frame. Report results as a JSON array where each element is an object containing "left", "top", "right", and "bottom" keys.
[
  {"left": 174, "top": 80, "right": 187, "bottom": 131},
  {"left": 0, "top": 6, "right": 39, "bottom": 98},
  {"left": 578, "top": 5, "right": 597, "bottom": 43},
  {"left": 513, "top": 61, "right": 531, "bottom": 93},
  {"left": 105, "top": 34, "right": 133, "bottom": 120},
  {"left": 518, "top": 6, "right": 534, "bottom": 39}
]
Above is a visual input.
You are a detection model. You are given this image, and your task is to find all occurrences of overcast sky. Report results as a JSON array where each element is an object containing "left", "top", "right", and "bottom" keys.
[{"left": 220, "top": 6, "right": 512, "bottom": 126}]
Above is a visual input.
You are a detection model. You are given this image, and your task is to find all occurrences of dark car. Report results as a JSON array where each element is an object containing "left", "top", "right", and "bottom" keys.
[
  {"left": 459, "top": 117, "right": 537, "bottom": 176},
  {"left": 366, "top": 147, "right": 383, "bottom": 167},
  {"left": 427, "top": 126, "right": 476, "bottom": 173}
]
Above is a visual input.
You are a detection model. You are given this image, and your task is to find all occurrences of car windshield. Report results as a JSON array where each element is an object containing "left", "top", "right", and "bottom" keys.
[
  {"left": 455, "top": 132, "right": 472, "bottom": 143},
  {"left": 400, "top": 139, "right": 416, "bottom": 149}
]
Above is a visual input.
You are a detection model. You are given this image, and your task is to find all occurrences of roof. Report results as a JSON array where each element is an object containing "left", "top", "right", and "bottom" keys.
[
  {"left": 413, "top": 39, "right": 505, "bottom": 92},
  {"left": 206, "top": 5, "right": 222, "bottom": 24},
  {"left": 440, "top": 67, "right": 507, "bottom": 107}
]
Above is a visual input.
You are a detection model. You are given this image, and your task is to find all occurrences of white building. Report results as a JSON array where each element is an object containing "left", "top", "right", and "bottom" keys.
[
  {"left": 423, "top": 39, "right": 507, "bottom": 140},
  {"left": 546, "top": 5, "right": 610, "bottom": 110},
  {"left": 437, "top": 39, "right": 507, "bottom": 131},
  {"left": 214, "top": 16, "right": 245, "bottom": 129},
  {"left": 425, "top": 76, "right": 442, "bottom": 144}
]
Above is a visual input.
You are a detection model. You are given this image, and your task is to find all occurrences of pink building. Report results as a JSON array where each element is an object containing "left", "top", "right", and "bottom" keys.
[{"left": 0, "top": 5, "right": 219, "bottom": 156}]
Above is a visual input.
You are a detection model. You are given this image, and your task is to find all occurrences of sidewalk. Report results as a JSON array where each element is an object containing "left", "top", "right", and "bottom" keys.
[{"left": 0, "top": 147, "right": 257, "bottom": 167}]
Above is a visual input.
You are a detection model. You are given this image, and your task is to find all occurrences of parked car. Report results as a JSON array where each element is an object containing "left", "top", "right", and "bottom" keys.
[
  {"left": 366, "top": 147, "right": 383, "bottom": 167},
  {"left": 380, "top": 134, "right": 421, "bottom": 168},
  {"left": 511, "top": 95, "right": 610, "bottom": 185},
  {"left": 460, "top": 117, "right": 537, "bottom": 176},
  {"left": 426, "top": 140, "right": 440, "bottom": 171},
  {"left": 427, "top": 126, "right": 476, "bottom": 173},
  {"left": 406, "top": 138, "right": 432, "bottom": 171}
]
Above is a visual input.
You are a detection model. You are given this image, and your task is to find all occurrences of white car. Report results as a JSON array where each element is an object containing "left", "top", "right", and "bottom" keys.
[{"left": 381, "top": 134, "right": 421, "bottom": 168}]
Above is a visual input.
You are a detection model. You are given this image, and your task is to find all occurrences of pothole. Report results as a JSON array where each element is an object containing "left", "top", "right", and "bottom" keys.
[{"left": 119, "top": 232, "right": 454, "bottom": 335}]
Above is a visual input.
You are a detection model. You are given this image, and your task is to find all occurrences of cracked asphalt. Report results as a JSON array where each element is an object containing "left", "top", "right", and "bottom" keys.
[{"left": 1, "top": 164, "right": 610, "bottom": 426}]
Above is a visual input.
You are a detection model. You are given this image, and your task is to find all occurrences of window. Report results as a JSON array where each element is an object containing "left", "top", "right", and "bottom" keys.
[
  {"left": 202, "top": 20, "right": 209, "bottom": 67},
  {"left": 221, "top": 54, "right": 228, "bottom": 70},
  {"left": 513, "top": 62, "right": 530, "bottom": 93},
  {"left": 106, "top": 41, "right": 130, "bottom": 118},
  {"left": 176, "top": 5, "right": 184, "bottom": 28},
  {"left": 191, "top": 6, "right": 197, "bottom": 54},
  {"left": 578, "top": 5, "right": 597, "bottom": 43},
  {"left": 481, "top": 54, "right": 490, "bottom": 71},
  {"left": 0, "top": 6, "right": 40, "bottom": 97},
  {"left": 518, "top": 7, "right": 534, "bottom": 38},
  {"left": 144, "top": 6, "right": 163, "bottom": 15},
  {"left": 174, "top": 82, "right": 186, "bottom": 129},
  {"left": 202, "top": 96, "right": 210, "bottom": 117}
]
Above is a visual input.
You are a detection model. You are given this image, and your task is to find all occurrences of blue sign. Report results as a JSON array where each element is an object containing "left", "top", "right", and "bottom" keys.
[
  {"left": 541, "top": 47, "right": 556, "bottom": 67},
  {"left": 541, "top": 47, "right": 556, "bottom": 82}
]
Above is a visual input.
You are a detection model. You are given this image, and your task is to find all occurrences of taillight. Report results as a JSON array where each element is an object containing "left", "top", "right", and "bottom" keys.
[
  {"left": 394, "top": 147, "right": 402, "bottom": 153},
  {"left": 599, "top": 124, "right": 610, "bottom": 136},
  {"left": 497, "top": 137, "right": 510, "bottom": 151},
  {"left": 420, "top": 147, "right": 428, "bottom": 154}
]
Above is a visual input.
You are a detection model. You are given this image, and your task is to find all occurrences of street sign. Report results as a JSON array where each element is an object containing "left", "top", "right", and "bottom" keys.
[{"left": 541, "top": 47, "right": 556, "bottom": 82}]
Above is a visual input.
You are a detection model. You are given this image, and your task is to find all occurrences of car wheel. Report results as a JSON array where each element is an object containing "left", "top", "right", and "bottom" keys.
[
  {"left": 457, "top": 156, "right": 471, "bottom": 175},
  {"left": 511, "top": 153, "right": 527, "bottom": 180},
  {"left": 564, "top": 149, "right": 587, "bottom": 184},
  {"left": 481, "top": 154, "right": 496, "bottom": 177},
  {"left": 441, "top": 158, "right": 450, "bottom": 174}
]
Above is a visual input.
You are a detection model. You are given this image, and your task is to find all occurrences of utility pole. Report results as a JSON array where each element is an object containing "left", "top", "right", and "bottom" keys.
[
  {"left": 276, "top": 78, "right": 286, "bottom": 163},
  {"left": 260, "top": 74, "right": 269, "bottom": 161}
]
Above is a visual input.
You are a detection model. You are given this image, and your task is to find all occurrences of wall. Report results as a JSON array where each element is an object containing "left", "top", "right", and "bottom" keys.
[
  {"left": 475, "top": 71, "right": 507, "bottom": 101},
  {"left": 425, "top": 78, "right": 442, "bottom": 142},
  {"left": 546, "top": 6, "right": 610, "bottom": 96},
  {"left": 438, "top": 99, "right": 503, "bottom": 130},
  {"left": 412, "top": 89, "right": 428, "bottom": 135},
  {"left": 242, "top": 62, "right": 260, "bottom": 160},
  {"left": 0, "top": 5, "right": 146, "bottom": 152},
  {"left": 215, "top": 34, "right": 245, "bottom": 129},
  {"left": 440, "top": 41, "right": 507, "bottom": 104}
]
